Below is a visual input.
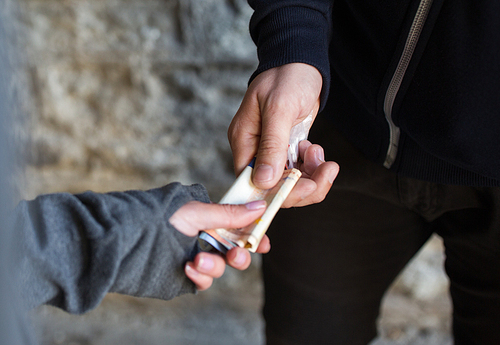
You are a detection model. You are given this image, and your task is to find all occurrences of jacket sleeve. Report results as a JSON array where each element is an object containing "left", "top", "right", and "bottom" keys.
[
  {"left": 14, "top": 183, "right": 211, "bottom": 314},
  {"left": 248, "top": 0, "right": 333, "bottom": 110}
]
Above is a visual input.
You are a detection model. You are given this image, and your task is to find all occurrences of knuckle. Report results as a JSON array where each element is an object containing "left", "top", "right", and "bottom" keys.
[
  {"left": 227, "top": 119, "right": 242, "bottom": 143},
  {"left": 220, "top": 204, "right": 240, "bottom": 228},
  {"left": 258, "top": 135, "right": 287, "bottom": 154},
  {"left": 264, "top": 97, "right": 299, "bottom": 122}
]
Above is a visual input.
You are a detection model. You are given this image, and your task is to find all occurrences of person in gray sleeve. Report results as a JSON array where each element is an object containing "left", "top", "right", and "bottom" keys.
[
  {"left": 0, "top": 9, "right": 269, "bottom": 339},
  {"left": 1, "top": 43, "right": 270, "bottom": 341},
  {"left": 0, "top": 3, "right": 337, "bottom": 344},
  {"left": 15, "top": 184, "right": 270, "bottom": 314}
]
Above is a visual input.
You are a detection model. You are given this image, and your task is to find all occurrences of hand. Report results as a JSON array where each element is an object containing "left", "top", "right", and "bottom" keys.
[
  {"left": 228, "top": 63, "right": 331, "bottom": 190},
  {"left": 282, "top": 140, "right": 339, "bottom": 208},
  {"left": 169, "top": 200, "right": 270, "bottom": 291}
]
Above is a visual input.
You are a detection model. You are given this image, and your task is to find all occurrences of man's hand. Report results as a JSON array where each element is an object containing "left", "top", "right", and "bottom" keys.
[
  {"left": 228, "top": 62, "right": 338, "bottom": 205},
  {"left": 169, "top": 200, "right": 269, "bottom": 291},
  {"left": 229, "top": 63, "right": 323, "bottom": 189}
]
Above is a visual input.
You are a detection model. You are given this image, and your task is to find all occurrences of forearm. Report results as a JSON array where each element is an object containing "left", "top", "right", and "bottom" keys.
[
  {"left": 248, "top": 0, "right": 332, "bottom": 109},
  {"left": 15, "top": 183, "right": 209, "bottom": 314}
]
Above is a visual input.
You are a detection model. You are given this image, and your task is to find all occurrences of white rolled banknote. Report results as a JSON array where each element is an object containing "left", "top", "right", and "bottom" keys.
[{"left": 199, "top": 158, "right": 301, "bottom": 253}]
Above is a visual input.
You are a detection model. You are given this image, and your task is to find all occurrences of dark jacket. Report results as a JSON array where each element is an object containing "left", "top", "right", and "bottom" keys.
[{"left": 248, "top": 0, "right": 500, "bottom": 186}]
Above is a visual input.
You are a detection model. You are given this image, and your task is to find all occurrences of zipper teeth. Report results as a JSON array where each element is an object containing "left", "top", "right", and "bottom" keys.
[{"left": 383, "top": 0, "right": 433, "bottom": 168}]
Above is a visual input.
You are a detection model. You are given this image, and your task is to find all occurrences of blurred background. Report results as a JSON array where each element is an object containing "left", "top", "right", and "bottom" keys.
[{"left": 8, "top": 0, "right": 452, "bottom": 344}]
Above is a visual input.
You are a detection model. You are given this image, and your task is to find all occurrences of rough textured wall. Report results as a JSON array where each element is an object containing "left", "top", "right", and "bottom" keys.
[
  {"left": 17, "top": 1, "right": 451, "bottom": 344},
  {"left": 22, "top": 0, "right": 255, "bottom": 199}
]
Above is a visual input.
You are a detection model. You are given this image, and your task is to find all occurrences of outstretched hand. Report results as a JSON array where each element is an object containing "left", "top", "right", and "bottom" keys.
[
  {"left": 228, "top": 62, "right": 338, "bottom": 207},
  {"left": 228, "top": 63, "right": 324, "bottom": 189},
  {"left": 169, "top": 200, "right": 270, "bottom": 291}
]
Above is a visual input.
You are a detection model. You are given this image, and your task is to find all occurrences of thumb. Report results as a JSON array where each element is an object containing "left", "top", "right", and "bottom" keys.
[
  {"left": 253, "top": 109, "right": 293, "bottom": 189},
  {"left": 169, "top": 200, "right": 267, "bottom": 237}
]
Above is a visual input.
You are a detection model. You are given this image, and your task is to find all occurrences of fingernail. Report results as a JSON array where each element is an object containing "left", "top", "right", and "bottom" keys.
[
  {"left": 254, "top": 164, "right": 274, "bottom": 183},
  {"left": 328, "top": 168, "right": 337, "bottom": 184},
  {"left": 198, "top": 256, "right": 214, "bottom": 271},
  {"left": 315, "top": 149, "right": 325, "bottom": 164},
  {"left": 246, "top": 200, "right": 267, "bottom": 210},
  {"left": 233, "top": 250, "right": 246, "bottom": 266}
]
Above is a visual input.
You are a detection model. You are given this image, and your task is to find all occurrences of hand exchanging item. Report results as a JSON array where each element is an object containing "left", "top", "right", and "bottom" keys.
[
  {"left": 169, "top": 200, "right": 270, "bottom": 291},
  {"left": 228, "top": 63, "right": 339, "bottom": 208}
]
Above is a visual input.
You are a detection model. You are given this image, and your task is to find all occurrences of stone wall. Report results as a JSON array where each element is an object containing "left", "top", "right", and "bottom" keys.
[
  {"left": 21, "top": 0, "right": 256, "bottom": 199},
  {"left": 15, "top": 1, "right": 451, "bottom": 344}
]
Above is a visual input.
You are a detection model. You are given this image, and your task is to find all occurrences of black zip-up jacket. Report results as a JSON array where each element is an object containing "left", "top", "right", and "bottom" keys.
[{"left": 249, "top": 0, "right": 500, "bottom": 186}]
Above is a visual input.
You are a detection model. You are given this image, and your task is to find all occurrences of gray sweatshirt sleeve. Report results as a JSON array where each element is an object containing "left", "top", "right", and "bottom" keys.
[{"left": 14, "top": 183, "right": 211, "bottom": 314}]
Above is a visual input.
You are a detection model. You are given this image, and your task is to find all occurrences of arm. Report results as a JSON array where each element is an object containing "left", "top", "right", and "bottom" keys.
[
  {"left": 229, "top": 1, "right": 337, "bottom": 201},
  {"left": 14, "top": 183, "right": 266, "bottom": 313},
  {"left": 248, "top": 0, "right": 333, "bottom": 108}
]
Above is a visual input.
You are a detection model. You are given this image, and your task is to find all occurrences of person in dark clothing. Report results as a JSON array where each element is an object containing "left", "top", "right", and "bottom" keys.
[{"left": 229, "top": 0, "right": 500, "bottom": 344}]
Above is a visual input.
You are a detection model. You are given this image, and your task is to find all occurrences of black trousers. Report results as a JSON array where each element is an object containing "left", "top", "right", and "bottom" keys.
[{"left": 263, "top": 117, "right": 500, "bottom": 345}]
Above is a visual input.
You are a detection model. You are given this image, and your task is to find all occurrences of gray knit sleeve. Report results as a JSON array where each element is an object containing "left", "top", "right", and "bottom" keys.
[{"left": 15, "top": 183, "right": 210, "bottom": 314}]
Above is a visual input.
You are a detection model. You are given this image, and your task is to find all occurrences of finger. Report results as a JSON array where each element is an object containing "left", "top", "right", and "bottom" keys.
[
  {"left": 226, "top": 247, "right": 252, "bottom": 270},
  {"left": 169, "top": 200, "right": 266, "bottom": 237},
  {"left": 253, "top": 100, "right": 320, "bottom": 189},
  {"left": 281, "top": 177, "right": 318, "bottom": 208},
  {"left": 225, "top": 235, "right": 271, "bottom": 270},
  {"left": 192, "top": 252, "right": 227, "bottom": 278},
  {"left": 298, "top": 140, "right": 312, "bottom": 163},
  {"left": 301, "top": 143, "right": 326, "bottom": 176},
  {"left": 185, "top": 262, "right": 214, "bottom": 291},
  {"left": 282, "top": 161, "right": 339, "bottom": 208},
  {"left": 255, "top": 235, "right": 271, "bottom": 254},
  {"left": 293, "top": 161, "right": 339, "bottom": 207},
  {"left": 253, "top": 102, "right": 294, "bottom": 189},
  {"left": 228, "top": 94, "right": 262, "bottom": 176}
]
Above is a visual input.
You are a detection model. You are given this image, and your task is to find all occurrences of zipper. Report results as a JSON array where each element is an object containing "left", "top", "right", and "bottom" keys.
[{"left": 383, "top": 0, "right": 433, "bottom": 168}]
